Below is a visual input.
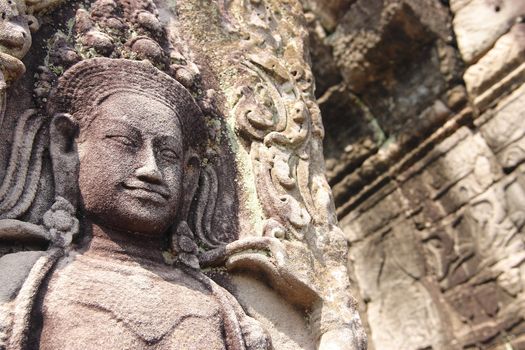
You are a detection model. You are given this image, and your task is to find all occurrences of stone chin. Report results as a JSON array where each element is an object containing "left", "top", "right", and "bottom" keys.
[{"left": 82, "top": 197, "right": 175, "bottom": 236}]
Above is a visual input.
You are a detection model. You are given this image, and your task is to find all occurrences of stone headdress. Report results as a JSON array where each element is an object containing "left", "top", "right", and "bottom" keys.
[{"left": 49, "top": 57, "right": 206, "bottom": 152}]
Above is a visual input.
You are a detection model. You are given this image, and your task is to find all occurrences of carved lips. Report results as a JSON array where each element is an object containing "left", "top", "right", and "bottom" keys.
[{"left": 121, "top": 180, "right": 171, "bottom": 203}]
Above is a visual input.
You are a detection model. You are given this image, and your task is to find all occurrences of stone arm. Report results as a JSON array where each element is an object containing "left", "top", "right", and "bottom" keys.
[
  {"left": 0, "top": 196, "right": 78, "bottom": 301},
  {"left": 0, "top": 220, "right": 50, "bottom": 309},
  {"left": 0, "top": 219, "right": 63, "bottom": 349},
  {"left": 317, "top": 323, "right": 367, "bottom": 350},
  {"left": 200, "top": 237, "right": 367, "bottom": 350}
]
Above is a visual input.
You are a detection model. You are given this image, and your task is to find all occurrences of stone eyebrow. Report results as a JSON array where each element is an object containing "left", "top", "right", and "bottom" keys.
[
  {"left": 103, "top": 119, "right": 181, "bottom": 148},
  {"left": 102, "top": 119, "right": 141, "bottom": 139}
]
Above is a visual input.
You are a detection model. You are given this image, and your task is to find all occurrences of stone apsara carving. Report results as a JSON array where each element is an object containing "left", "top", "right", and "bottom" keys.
[
  {"left": 0, "top": 0, "right": 366, "bottom": 348},
  {"left": 2, "top": 55, "right": 275, "bottom": 349}
]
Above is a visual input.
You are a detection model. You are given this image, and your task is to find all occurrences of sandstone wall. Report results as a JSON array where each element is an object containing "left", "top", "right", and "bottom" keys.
[{"left": 303, "top": 0, "right": 525, "bottom": 349}]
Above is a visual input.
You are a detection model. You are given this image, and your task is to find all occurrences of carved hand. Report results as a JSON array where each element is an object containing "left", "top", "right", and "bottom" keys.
[{"left": 199, "top": 236, "right": 320, "bottom": 308}]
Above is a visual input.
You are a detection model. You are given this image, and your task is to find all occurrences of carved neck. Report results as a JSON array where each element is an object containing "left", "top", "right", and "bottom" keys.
[{"left": 81, "top": 221, "right": 167, "bottom": 265}]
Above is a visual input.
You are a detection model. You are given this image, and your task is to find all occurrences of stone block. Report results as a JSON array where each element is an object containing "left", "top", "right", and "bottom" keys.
[
  {"left": 304, "top": 14, "right": 342, "bottom": 97},
  {"left": 449, "top": 0, "right": 472, "bottom": 13},
  {"left": 446, "top": 178, "right": 525, "bottom": 348},
  {"left": 480, "top": 83, "right": 525, "bottom": 153},
  {"left": 452, "top": 0, "right": 525, "bottom": 63},
  {"left": 330, "top": 0, "right": 453, "bottom": 91},
  {"left": 474, "top": 62, "right": 525, "bottom": 111},
  {"left": 340, "top": 184, "right": 405, "bottom": 242},
  {"left": 398, "top": 127, "right": 472, "bottom": 182},
  {"left": 502, "top": 175, "right": 525, "bottom": 233},
  {"left": 496, "top": 134, "right": 525, "bottom": 172},
  {"left": 421, "top": 213, "right": 482, "bottom": 290},
  {"left": 464, "top": 24, "right": 525, "bottom": 98},
  {"left": 419, "top": 174, "right": 525, "bottom": 347},
  {"left": 428, "top": 133, "right": 498, "bottom": 187},
  {"left": 400, "top": 174, "right": 447, "bottom": 223},
  {"left": 465, "top": 179, "right": 525, "bottom": 271},
  {"left": 326, "top": 0, "right": 461, "bottom": 169},
  {"left": 400, "top": 130, "right": 501, "bottom": 219},
  {"left": 438, "top": 161, "right": 500, "bottom": 216},
  {"left": 349, "top": 222, "right": 446, "bottom": 350}
]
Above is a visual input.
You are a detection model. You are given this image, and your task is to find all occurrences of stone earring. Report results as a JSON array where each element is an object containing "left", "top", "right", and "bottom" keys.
[
  {"left": 171, "top": 220, "right": 200, "bottom": 269},
  {"left": 42, "top": 196, "right": 79, "bottom": 249}
]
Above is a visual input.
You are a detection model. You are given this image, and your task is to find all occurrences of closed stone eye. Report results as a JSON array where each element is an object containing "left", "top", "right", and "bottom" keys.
[
  {"left": 159, "top": 149, "right": 178, "bottom": 162},
  {"left": 106, "top": 135, "right": 137, "bottom": 148}
]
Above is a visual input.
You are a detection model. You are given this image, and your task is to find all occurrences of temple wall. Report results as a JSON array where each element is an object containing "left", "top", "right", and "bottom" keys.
[{"left": 303, "top": 0, "right": 525, "bottom": 349}]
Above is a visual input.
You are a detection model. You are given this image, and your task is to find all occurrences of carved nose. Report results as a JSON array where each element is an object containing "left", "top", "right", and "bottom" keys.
[{"left": 135, "top": 150, "right": 162, "bottom": 184}]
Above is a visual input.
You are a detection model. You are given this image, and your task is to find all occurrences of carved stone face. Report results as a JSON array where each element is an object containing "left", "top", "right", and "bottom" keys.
[{"left": 77, "top": 91, "right": 184, "bottom": 236}]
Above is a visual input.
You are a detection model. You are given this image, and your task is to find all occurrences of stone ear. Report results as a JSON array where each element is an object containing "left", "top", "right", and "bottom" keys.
[
  {"left": 49, "top": 113, "right": 80, "bottom": 209},
  {"left": 179, "top": 152, "right": 201, "bottom": 221}
]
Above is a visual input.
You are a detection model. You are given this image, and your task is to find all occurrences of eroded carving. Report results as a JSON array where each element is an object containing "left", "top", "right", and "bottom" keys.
[
  {"left": 0, "top": 0, "right": 35, "bottom": 79},
  {"left": 2, "top": 56, "right": 276, "bottom": 349},
  {"left": 420, "top": 176, "right": 525, "bottom": 347},
  {"left": 214, "top": 1, "right": 367, "bottom": 348},
  {"left": 226, "top": 0, "right": 328, "bottom": 242}
]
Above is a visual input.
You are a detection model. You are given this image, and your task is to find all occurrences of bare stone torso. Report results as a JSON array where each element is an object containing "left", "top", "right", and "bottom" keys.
[{"left": 39, "top": 252, "right": 227, "bottom": 350}]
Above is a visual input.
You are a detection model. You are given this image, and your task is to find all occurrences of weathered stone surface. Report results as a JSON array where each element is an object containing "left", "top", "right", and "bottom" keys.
[
  {"left": 307, "top": 0, "right": 464, "bottom": 205},
  {"left": 304, "top": 14, "right": 343, "bottom": 98},
  {"left": 340, "top": 121, "right": 525, "bottom": 349},
  {"left": 340, "top": 183, "right": 403, "bottom": 242},
  {"left": 0, "top": 0, "right": 366, "bottom": 349},
  {"left": 319, "top": 85, "right": 383, "bottom": 184},
  {"left": 330, "top": 0, "right": 453, "bottom": 93},
  {"left": 464, "top": 24, "right": 525, "bottom": 98},
  {"left": 452, "top": 0, "right": 525, "bottom": 63},
  {"left": 306, "top": 0, "right": 525, "bottom": 348},
  {"left": 4, "top": 0, "right": 525, "bottom": 348},
  {"left": 474, "top": 61, "right": 525, "bottom": 111},
  {"left": 330, "top": 96, "right": 455, "bottom": 209},
  {"left": 480, "top": 84, "right": 525, "bottom": 154},
  {"left": 347, "top": 219, "right": 447, "bottom": 350},
  {"left": 301, "top": 0, "right": 354, "bottom": 32}
]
